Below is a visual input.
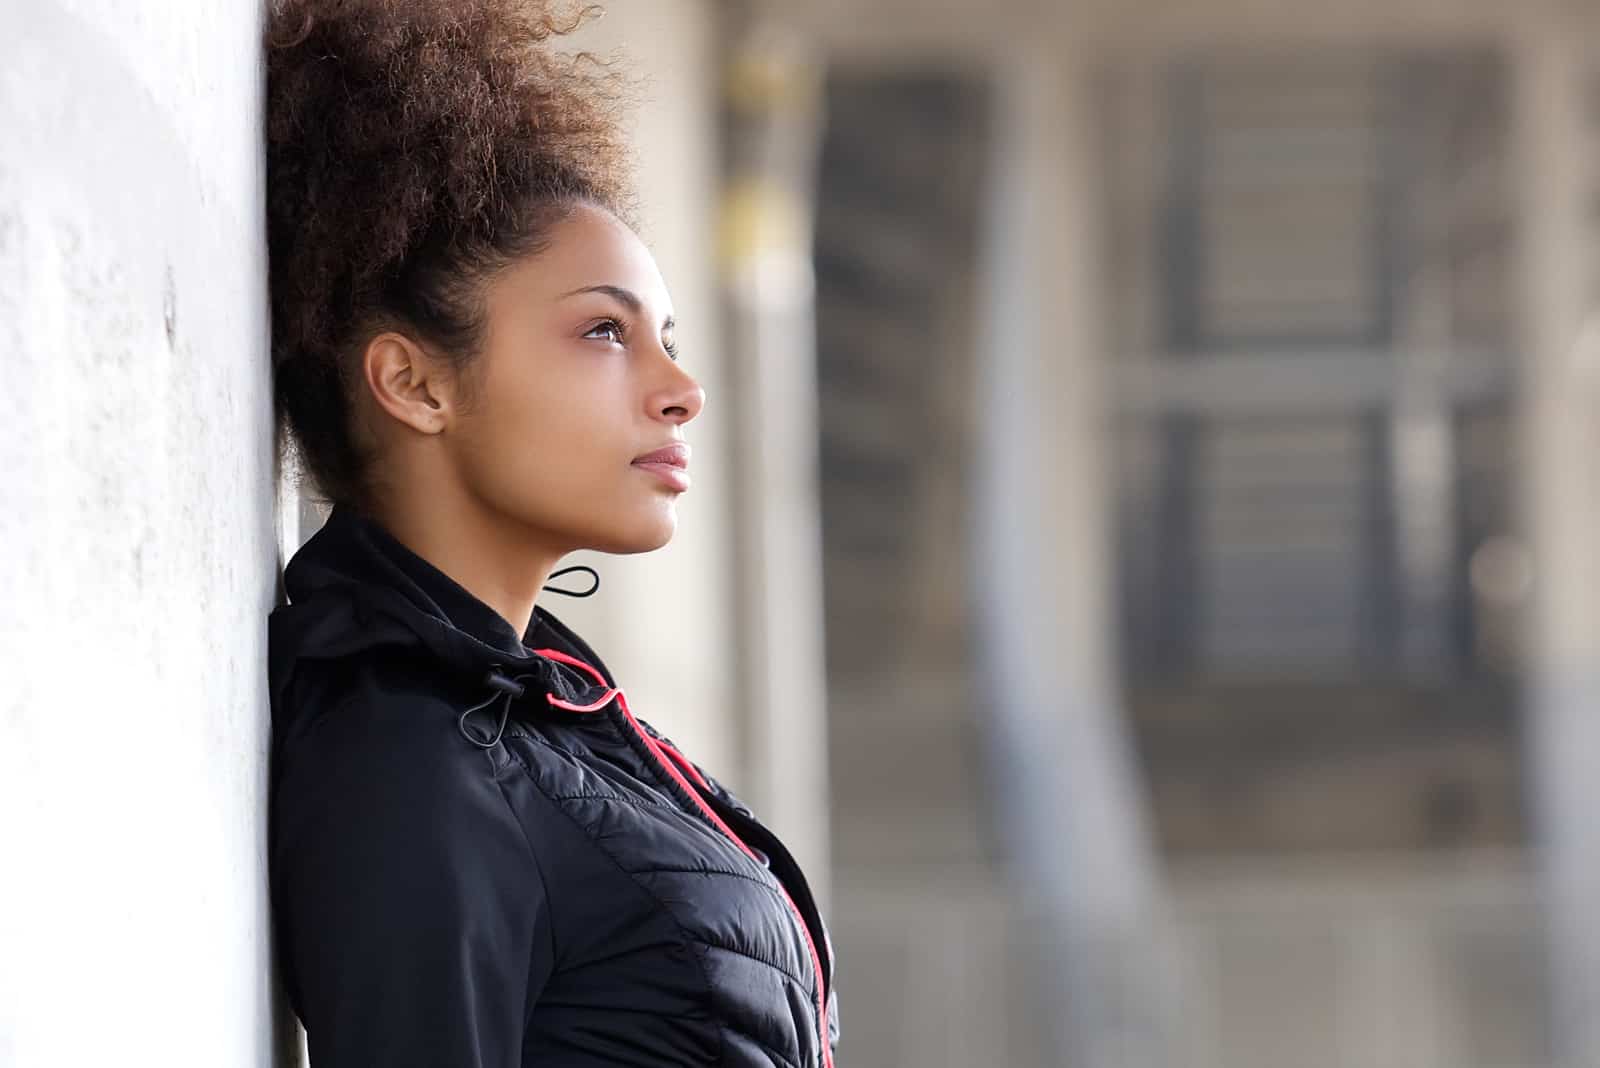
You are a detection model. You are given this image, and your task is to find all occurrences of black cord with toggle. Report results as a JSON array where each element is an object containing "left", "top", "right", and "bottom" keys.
[{"left": 458, "top": 668, "right": 527, "bottom": 749}]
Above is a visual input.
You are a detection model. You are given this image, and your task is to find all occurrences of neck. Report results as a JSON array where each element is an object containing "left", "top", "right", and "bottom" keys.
[{"left": 366, "top": 482, "right": 565, "bottom": 641}]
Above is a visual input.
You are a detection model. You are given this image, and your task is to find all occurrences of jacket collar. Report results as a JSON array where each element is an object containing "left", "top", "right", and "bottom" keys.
[
  {"left": 270, "top": 505, "right": 617, "bottom": 722},
  {"left": 331, "top": 506, "right": 533, "bottom": 660}
]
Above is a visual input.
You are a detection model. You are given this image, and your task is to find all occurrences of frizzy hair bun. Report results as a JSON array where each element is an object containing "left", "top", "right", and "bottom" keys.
[{"left": 265, "top": 0, "right": 635, "bottom": 507}]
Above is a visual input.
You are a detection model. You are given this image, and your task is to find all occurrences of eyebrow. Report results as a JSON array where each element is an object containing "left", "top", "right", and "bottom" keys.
[{"left": 561, "top": 284, "right": 675, "bottom": 329}]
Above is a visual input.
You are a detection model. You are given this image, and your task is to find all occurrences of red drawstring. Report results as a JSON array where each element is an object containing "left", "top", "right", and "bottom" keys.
[
  {"left": 654, "top": 735, "right": 713, "bottom": 793},
  {"left": 533, "top": 647, "right": 609, "bottom": 686},
  {"left": 544, "top": 689, "right": 618, "bottom": 714},
  {"left": 535, "top": 647, "right": 617, "bottom": 711}
]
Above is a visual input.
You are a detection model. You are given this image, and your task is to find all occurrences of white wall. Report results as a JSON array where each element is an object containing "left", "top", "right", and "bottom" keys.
[{"left": 0, "top": 3, "right": 283, "bottom": 1066}]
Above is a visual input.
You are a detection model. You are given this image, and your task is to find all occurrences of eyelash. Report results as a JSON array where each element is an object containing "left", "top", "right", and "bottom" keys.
[{"left": 584, "top": 318, "right": 680, "bottom": 362}]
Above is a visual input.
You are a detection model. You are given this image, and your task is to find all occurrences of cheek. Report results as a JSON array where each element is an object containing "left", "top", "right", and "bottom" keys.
[
  {"left": 478, "top": 350, "right": 609, "bottom": 449},
  {"left": 457, "top": 361, "right": 636, "bottom": 504},
  {"left": 449, "top": 348, "right": 681, "bottom": 549},
  {"left": 476, "top": 381, "right": 611, "bottom": 486}
]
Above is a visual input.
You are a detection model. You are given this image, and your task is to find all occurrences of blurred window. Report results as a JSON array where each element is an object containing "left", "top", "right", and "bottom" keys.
[
  {"left": 1167, "top": 59, "right": 1396, "bottom": 350},
  {"left": 1116, "top": 52, "right": 1515, "bottom": 685},
  {"left": 1105, "top": 49, "right": 1521, "bottom": 854}
]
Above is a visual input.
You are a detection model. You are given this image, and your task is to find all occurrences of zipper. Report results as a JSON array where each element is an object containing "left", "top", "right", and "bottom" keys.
[{"left": 533, "top": 647, "right": 835, "bottom": 1068}]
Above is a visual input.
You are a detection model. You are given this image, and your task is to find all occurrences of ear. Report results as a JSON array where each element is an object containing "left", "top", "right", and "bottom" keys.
[{"left": 360, "top": 331, "right": 456, "bottom": 435}]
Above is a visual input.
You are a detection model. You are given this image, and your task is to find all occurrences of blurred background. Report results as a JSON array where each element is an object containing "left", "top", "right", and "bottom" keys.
[{"left": 8, "top": 0, "right": 1600, "bottom": 1066}]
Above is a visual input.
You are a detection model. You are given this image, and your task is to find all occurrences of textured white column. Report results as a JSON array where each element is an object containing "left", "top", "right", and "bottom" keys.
[{"left": 0, "top": 2, "right": 285, "bottom": 1065}]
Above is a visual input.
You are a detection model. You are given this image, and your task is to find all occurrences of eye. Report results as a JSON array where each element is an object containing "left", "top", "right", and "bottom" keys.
[
  {"left": 663, "top": 334, "right": 680, "bottom": 362},
  {"left": 583, "top": 318, "right": 626, "bottom": 345}
]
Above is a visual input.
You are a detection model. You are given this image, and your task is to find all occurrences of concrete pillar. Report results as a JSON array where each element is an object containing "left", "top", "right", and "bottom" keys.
[
  {"left": 0, "top": 2, "right": 286, "bottom": 1065},
  {"left": 715, "top": 7, "right": 833, "bottom": 891},
  {"left": 973, "top": 51, "right": 1182, "bottom": 1068},
  {"left": 1513, "top": 12, "right": 1600, "bottom": 1068}
]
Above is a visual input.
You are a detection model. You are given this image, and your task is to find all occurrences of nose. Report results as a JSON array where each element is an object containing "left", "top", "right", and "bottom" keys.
[{"left": 650, "top": 359, "right": 705, "bottom": 426}]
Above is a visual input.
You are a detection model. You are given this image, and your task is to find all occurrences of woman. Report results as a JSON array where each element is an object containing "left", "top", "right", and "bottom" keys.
[{"left": 263, "top": 3, "right": 838, "bottom": 1065}]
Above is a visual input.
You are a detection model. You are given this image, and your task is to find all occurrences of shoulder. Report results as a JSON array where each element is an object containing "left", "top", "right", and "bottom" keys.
[
  {"left": 278, "top": 650, "right": 479, "bottom": 760},
  {"left": 271, "top": 661, "right": 521, "bottom": 864}
]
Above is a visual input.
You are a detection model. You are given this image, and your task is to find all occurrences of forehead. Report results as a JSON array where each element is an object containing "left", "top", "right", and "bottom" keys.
[{"left": 502, "top": 202, "right": 673, "bottom": 319}]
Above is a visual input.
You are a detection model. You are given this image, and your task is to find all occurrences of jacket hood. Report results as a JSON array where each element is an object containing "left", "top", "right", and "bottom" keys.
[{"left": 269, "top": 506, "right": 613, "bottom": 741}]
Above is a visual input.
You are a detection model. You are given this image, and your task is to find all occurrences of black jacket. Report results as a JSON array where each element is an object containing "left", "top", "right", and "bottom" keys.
[{"left": 269, "top": 507, "right": 839, "bottom": 1067}]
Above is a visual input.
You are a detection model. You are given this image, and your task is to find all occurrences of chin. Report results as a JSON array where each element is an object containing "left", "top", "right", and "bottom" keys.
[{"left": 589, "top": 511, "right": 678, "bottom": 555}]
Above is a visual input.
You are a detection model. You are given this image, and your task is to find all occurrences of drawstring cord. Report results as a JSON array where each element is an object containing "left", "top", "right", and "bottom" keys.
[
  {"left": 457, "top": 669, "right": 527, "bottom": 749},
  {"left": 541, "top": 565, "right": 599, "bottom": 599}
]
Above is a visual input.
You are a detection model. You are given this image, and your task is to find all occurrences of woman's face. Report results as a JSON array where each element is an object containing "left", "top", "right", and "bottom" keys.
[{"left": 444, "top": 202, "right": 705, "bottom": 555}]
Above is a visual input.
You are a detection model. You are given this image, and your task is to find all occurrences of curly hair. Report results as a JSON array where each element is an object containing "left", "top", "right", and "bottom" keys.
[{"left": 265, "top": 0, "right": 635, "bottom": 507}]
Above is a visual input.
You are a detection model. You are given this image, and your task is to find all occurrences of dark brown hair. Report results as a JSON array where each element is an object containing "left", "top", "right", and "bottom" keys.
[{"left": 265, "top": 0, "right": 635, "bottom": 507}]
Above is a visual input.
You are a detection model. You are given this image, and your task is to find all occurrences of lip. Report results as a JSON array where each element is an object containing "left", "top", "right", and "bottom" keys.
[
  {"left": 631, "top": 442, "right": 691, "bottom": 492},
  {"left": 632, "top": 442, "right": 691, "bottom": 468}
]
